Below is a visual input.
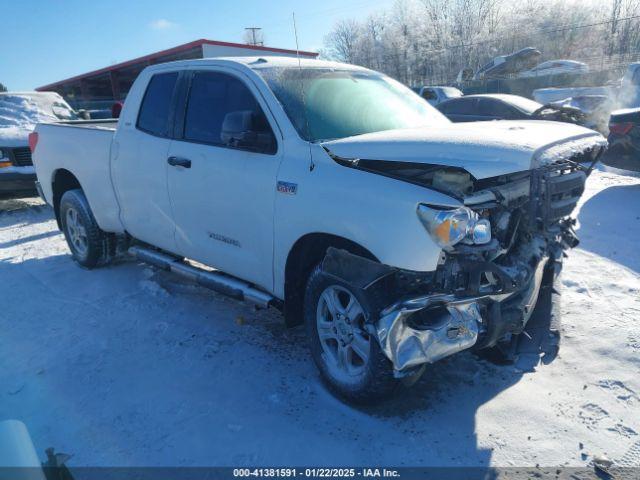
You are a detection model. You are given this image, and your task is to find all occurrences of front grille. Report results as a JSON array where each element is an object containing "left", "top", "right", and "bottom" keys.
[
  {"left": 12, "top": 147, "right": 32, "bottom": 166},
  {"left": 530, "top": 164, "right": 586, "bottom": 226},
  {"left": 546, "top": 170, "right": 586, "bottom": 221}
]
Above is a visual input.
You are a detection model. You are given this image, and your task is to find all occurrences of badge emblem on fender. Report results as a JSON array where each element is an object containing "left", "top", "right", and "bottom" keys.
[{"left": 277, "top": 181, "right": 298, "bottom": 195}]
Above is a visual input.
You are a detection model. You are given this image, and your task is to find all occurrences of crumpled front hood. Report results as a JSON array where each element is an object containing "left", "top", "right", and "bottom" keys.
[{"left": 322, "top": 120, "right": 606, "bottom": 179}]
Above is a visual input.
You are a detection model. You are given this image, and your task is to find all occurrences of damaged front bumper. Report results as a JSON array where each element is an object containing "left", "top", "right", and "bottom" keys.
[
  {"left": 377, "top": 295, "right": 483, "bottom": 372},
  {"left": 322, "top": 241, "right": 557, "bottom": 375},
  {"left": 375, "top": 251, "right": 550, "bottom": 372}
]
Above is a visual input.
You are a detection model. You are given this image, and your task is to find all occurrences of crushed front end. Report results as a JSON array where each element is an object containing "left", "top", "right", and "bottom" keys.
[{"left": 322, "top": 142, "right": 605, "bottom": 376}]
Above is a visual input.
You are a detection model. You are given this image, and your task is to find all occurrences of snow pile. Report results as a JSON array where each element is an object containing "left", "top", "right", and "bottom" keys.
[{"left": 0, "top": 93, "right": 76, "bottom": 147}]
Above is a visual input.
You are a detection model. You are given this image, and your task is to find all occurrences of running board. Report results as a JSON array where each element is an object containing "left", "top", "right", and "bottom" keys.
[{"left": 128, "top": 246, "right": 274, "bottom": 309}]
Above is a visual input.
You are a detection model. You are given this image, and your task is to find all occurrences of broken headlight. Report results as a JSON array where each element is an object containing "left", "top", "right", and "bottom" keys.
[{"left": 417, "top": 204, "right": 491, "bottom": 248}]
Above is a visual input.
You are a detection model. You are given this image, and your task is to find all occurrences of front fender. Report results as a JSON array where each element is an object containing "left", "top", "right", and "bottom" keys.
[{"left": 273, "top": 143, "right": 456, "bottom": 298}]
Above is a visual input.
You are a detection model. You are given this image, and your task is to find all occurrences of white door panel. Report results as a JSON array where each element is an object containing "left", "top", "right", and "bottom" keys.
[
  {"left": 111, "top": 70, "right": 179, "bottom": 252},
  {"left": 167, "top": 142, "right": 280, "bottom": 290},
  {"left": 112, "top": 129, "right": 176, "bottom": 252}
]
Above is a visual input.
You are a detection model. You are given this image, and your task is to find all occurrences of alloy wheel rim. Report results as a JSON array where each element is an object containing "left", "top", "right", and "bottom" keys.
[
  {"left": 316, "top": 285, "right": 371, "bottom": 381},
  {"left": 65, "top": 207, "right": 88, "bottom": 256}
]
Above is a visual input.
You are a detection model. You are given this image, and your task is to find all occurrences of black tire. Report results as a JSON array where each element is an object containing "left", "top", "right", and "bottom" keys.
[
  {"left": 59, "top": 189, "right": 113, "bottom": 269},
  {"left": 304, "top": 264, "right": 398, "bottom": 403}
]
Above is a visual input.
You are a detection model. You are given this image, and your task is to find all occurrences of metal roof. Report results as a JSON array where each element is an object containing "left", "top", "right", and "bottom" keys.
[{"left": 36, "top": 39, "right": 318, "bottom": 91}]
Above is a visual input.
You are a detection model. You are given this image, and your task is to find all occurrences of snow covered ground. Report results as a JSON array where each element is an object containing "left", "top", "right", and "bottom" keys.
[{"left": 0, "top": 169, "right": 639, "bottom": 468}]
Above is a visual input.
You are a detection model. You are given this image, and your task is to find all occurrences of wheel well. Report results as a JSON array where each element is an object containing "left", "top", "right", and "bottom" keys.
[
  {"left": 52, "top": 169, "right": 82, "bottom": 228},
  {"left": 283, "top": 233, "right": 377, "bottom": 327}
]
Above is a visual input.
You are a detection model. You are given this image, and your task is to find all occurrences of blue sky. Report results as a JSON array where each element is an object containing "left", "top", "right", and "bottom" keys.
[{"left": 2, "top": 0, "right": 393, "bottom": 91}]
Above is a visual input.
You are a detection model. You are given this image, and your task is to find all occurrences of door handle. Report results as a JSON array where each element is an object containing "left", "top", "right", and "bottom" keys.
[{"left": 167, "top": 156, "right": 192, "bottom": 168}]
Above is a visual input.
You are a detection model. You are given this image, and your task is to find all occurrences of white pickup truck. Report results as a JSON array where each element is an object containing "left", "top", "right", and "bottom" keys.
[{"left": 32, "top": 57, "right": 606, "bottom": 402}]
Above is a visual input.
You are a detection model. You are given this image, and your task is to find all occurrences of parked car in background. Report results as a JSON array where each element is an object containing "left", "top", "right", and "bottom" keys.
[
  {"left": 32, "top": 57, "right": 605, "bottom": 402},
  {"left": 532, "top": 63, "right": 639, "bottom": 117},
  {"left": 417, "top": 86, "right": 463, "bottom": 106},
  {"left": 533, "top": 86, "right": 612, "bottom": 105},
  {"left": 602, "top": 107, "right": 640, "bottom": 172},
  {"left": 436, "top": 94, "right": 585, "bottom": 127},
  {"left": 473, "top": 47, "right": 541, "bottom": 80},
  {"left": 0, "top": 92, "right": 80, "bottom": 194},
  {"left": 518, "top": 60, "right": 588, "bottom": 78}
]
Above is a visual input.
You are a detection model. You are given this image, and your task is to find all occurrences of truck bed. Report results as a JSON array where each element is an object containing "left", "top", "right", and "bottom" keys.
[{"left": 33, "top": 120, "right": 123, "bottom": 233}]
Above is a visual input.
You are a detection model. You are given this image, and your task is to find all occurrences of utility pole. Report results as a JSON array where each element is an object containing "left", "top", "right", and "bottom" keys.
[{"left": 244, "top": 27, "right": 263, "bottom": 46}]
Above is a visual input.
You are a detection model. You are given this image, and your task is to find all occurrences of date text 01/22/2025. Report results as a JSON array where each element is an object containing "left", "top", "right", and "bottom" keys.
[{"left": 233, "top": 468, "right": 401, "bottom": 478}]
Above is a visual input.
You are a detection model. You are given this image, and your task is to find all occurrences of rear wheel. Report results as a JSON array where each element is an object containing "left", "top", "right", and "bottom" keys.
[
  {"left": 304, "top": 265, "right": 398, "bottom": 402},
  {"left": 59, "top": 189, "right": 113, "bottom": 269}
]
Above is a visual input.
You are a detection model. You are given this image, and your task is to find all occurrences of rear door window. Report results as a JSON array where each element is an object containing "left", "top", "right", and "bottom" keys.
[{"left": 137, "top": 72, "right": 179, "bottom": 137}]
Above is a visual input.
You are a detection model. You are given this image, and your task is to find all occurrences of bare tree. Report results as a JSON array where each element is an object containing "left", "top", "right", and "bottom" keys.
[
  {"left": 613, "top": 0, "right": 640, "bottom": 57},
  {"left": 322, "top": 0, "right": 640, "bottom": 87},
  {"left": 324, "top": 19, "right": 361, "bottom": 63}
]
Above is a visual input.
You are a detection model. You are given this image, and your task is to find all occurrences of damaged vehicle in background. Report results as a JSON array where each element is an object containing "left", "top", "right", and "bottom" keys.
[
  {"left": 473, "top": 47, "right": 541, "bottom": 80},
  {"left": 31, "top": 57, "right": 606, "bottom": 402},
  {"left": 436, "top": 93, "right": 587, "bottom": 128}
]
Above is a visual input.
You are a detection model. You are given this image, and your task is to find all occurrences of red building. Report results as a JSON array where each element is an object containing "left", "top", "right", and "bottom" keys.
[{"left": 36, "top": 39, "right": 318, "bottom": 108}]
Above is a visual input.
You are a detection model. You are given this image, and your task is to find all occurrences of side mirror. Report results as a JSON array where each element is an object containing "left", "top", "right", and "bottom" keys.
[
  {"left": 221, "top": 110, "right": 276, "bottom": 154},
  {"left": 78, "top": 109, "right": 91, "bottom": 120}
]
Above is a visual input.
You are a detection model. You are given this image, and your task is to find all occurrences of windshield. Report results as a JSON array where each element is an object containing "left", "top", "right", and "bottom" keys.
[{"left": 257, "top": 67, "right": 449, "bottom": 142}]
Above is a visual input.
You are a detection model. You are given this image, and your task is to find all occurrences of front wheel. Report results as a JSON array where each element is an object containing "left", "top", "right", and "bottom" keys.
[{"left": 304, "top": 265, "right": 398, "bottom": 402}]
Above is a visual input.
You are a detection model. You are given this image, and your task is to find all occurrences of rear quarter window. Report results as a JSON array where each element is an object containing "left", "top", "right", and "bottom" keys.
[{"left": 137, "top": 72, "right": 179, "bottom": 137}]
